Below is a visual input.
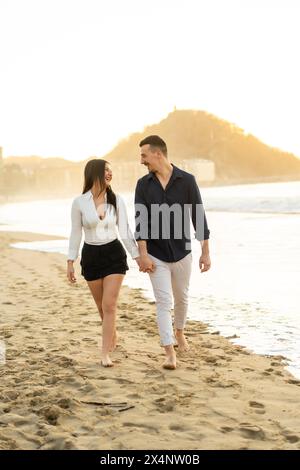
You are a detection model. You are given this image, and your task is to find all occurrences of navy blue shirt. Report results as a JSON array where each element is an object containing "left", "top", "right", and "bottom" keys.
[{"left": 134, "top": 164, "right": 210, "bottom": 262}]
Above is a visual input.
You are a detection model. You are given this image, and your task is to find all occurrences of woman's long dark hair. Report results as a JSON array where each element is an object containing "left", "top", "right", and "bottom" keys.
[{"left": 82, "top": 159, "right": 117, "bottom": 212}]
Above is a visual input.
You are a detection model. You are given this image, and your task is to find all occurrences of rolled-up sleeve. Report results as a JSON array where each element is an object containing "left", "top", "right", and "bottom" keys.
[
  {"left": 189, "top": 176, "right": 210, "bottom": 241},
  {"left": 67, "top": 198, "right": 83, "bottom": 261},
  {"left": 116, "top": 195, "right": 139, "bottom": 259}
]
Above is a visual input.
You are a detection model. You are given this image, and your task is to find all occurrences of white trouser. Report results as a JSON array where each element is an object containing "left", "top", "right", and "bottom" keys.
[{"left": 148, "top": 253, "right": 192, "bottom": 346}]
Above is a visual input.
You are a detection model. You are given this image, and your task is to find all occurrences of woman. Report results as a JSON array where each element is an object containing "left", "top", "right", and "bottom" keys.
[{"left": 67, "top": 159, "right": 140, "bottom": 367}]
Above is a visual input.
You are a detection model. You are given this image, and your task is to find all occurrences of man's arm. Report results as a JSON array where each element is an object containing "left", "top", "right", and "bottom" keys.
[
  {"left": 134, "top": 180, "right": 155, "bottom": 273},
  {"left": 199, "top": 240, "right": 211, "bottom": 272},
  {"left": 189, "top": 176, "right": 211, "bottom": 272},
  {"left": 189, "top": 175, "right": 210, "bottom": 241}
]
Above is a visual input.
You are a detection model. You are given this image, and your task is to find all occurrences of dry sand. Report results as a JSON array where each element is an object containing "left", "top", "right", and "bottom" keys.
[{"left": 0, "top": 231, "right": 300, "bottom": 450}]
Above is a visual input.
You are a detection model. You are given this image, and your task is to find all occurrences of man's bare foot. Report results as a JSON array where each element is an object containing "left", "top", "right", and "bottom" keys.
[
  {"left": 163, "top": 344, "right": 176, "bottom": 370},
  {"left": 162, "top": 346, "right": 177, "bottom": 369},
  {"left": 163, "top": 355, "right": 176, "bottom": 370},
  {"left": 110, "top": 331, "right": 118, "bottom": 352},
  {"left": 175, "top": 330, "right": 190, "bottom": 353},
  {"left": 101, "top": 355, "right": 114, "bottom": 367}
]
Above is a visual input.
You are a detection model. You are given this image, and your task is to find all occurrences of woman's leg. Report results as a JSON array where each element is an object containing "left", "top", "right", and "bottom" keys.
[
  {"left": 101, "top": 273, "right": 124, "bottom": 366},
  {"left": 86, "top": 278, "right": 104, "bottom": 320},
  {"left": 86, "top": 278, "right": 117, "bottom": 352}
]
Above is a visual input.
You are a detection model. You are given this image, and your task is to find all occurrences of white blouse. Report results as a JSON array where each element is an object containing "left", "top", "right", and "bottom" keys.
[{"left": 67, "top": 190, "right": 139, "bottom": 261}]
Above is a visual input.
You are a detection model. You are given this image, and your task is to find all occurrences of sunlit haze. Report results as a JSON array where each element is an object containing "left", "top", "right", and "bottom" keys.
[{"left": 1, "top": 0, "right": 300, "bottom": 161}]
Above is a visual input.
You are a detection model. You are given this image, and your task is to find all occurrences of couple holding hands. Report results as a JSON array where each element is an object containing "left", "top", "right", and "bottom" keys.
[{"left": 67, "top": 135, "right": 211, "bottom": 369}]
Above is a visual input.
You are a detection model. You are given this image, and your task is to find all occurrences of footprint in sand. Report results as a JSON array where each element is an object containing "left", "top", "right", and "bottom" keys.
[
  {"left": 127, "top": 393, "right": 141, "bottom": 399},
  {"left": 122, "top": 422, "right": 159, "bottom": 434},
  {"left": 249, "top": 401, "right": 265, "bottom": 409},
  {"left": 30, "top": 388, "right": 48, "bottom": 397},
  {"left": 114, "top": 378, "right": 134, "bottom": 385},
  {"left": 204, "top": 356, "right": 217, "bottom": 364},
  {"left": 38, "top": 405, "right": 68, "bottom": 426},
  {"left": 36, "top": 429, "right": 49, "bottom": 437},
  {"left": 57, "top": 398, "right": 72, "bottom": 409},
  {"left": 282, "top": 432, "right": 299, "bottom": 443},
  {"left": 40, "top": 436, "right": 75, "bottom": 450},
  {"left": 44, "top": 376, "right": 60, "bottom": 385},
  {"left": 286, "top": 379, "right": 300, "bottom": 386},
  {"left": 169, "top": 423, "right": 188, "bottom": 431},
  {"left": 81, "top": 338, "right": 96, "bottom": 344},
  {"left": 63, "top": 376, "right": 82, "bottom": 386},
  {"left": 249, "top": 401, "right": 266, "bottom": 414},
  {"left": 52, "top": 356, "right": 77, "bottom": 367},
  {"left": 144, "top": 369, "right": 164, "bottom": 379},
  {"left": 220, "top": 426, "right": 234, "bottom": 433},
  {"left": 78, "top": 383, "right": 97, "bottom": 393},
  {"left": 239, "top": 423, "right": 265, "bottom": 440},
  {"left": 2, "top": 406, "right": 11, "bottom": 413},
  {"left": 30, "top": 397, "right": 44, "bottom": 407},
  {"left": 3, "top": 390, "right": 19, "bottom": 401},
  {"left": 153, "top": 397, "right": 176, "bottom": 413}
]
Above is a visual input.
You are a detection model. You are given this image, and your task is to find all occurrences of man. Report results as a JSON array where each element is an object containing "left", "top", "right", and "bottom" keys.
[{"left": 134, "top": 135, "right": 211, "bottom": 370}]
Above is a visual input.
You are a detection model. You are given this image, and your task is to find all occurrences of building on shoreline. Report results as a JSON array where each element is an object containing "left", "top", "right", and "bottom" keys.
[{"left": 0, "top": 155, "right": 216, "bottom": 199}]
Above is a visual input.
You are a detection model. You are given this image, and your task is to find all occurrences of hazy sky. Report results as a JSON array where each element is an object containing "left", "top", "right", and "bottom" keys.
[{"left": 0, "top": 0, "right": 300, "bottom": 161}]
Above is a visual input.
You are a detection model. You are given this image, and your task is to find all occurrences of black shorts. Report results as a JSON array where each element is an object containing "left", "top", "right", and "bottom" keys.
[{"left": 80, "top": 239, "right": 129, "bottom": 281}]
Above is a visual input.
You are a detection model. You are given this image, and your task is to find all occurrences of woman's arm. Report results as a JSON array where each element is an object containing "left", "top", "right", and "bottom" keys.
[
  {"left": 67, "top": 198, "right": 83, "bottom": 262},
  {"left": 116, "top": 195, "right": 139, "bottom": 259}
]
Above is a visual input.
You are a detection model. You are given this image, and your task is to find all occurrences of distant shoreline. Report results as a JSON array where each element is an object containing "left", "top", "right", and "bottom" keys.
[
  {"left": 1, "top": 174, "right": 300, "bottom": 205},
  {"left": 201, "top": 173, "right": 300, "bottom": 187}
]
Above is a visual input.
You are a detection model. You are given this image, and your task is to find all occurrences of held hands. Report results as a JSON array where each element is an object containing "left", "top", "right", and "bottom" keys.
[
  {"left": 199, "top": 253, "right": 211, "bottom": 273},
  {"left": 67, "top": 261, "right": 77, "bottom": 283},
  {"left": 135, "top": 255, "right": 155, "bottom": 273}
]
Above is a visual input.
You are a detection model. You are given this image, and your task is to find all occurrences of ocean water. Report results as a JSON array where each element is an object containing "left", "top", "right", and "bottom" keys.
[{"left": 1, "top": 180, "right": 300, "bottom": 378}]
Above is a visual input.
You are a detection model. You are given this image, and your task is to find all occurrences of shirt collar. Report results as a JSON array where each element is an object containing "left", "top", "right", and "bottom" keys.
[
  {"left": 83, "top": 189, "right": 107, "bottom": 201},
  {"left": 82, "top": 189, "right": 93, "bottom": 199},
  {"left": 146, "top": 163, "right": 183, "bottom": 181}
]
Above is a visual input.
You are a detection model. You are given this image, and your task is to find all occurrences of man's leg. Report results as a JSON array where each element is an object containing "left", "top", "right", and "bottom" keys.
[
  {"left": 171, "top": 253, "right": 192, "bottom": 352},
  {"left": 148, "top": 255, "right": 177, "bottom": 369}
]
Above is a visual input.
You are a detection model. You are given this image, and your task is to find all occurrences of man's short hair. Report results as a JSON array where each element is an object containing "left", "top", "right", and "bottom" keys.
[{"left": 139, "top": 135, "right": 168, "bottom": 156}]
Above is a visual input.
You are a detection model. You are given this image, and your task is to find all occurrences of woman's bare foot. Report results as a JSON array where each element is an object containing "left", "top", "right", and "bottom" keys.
[
  {"left": 175, "top": 330, "right": 190, "bottom": 353},
  {"left": 101, "top": 355, "right": 114, "bottom": 367},
  {"left": 163, "top": 345, "right": 177, "bottom": 370},
  {"left": 110, "top": 330, "right": 118, "bottom": 352}
]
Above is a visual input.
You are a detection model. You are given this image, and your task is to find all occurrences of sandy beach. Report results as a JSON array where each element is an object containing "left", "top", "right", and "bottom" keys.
[{"left": 0, "top": 231, "right": 300, "bottom": 450}]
